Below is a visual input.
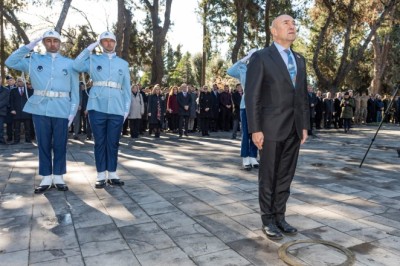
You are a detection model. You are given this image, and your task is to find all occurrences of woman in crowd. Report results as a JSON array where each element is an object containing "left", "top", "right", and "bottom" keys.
[{"left": 148, "top": 85, "right": 166, "bottom": 138}]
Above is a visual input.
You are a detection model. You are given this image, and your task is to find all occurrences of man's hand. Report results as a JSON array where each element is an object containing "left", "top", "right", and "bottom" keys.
[
  {"left": 11, "top": 110, "right": 16, "bottom": 115},
  {"left": 252, "top": 132, "right": 264, "bottom": 150},
  {"left": 301, "top": 129, "right": 308, "bottom": 145},
  {"left": 123, "top": 112, "right": 128, "bottom": 122}
]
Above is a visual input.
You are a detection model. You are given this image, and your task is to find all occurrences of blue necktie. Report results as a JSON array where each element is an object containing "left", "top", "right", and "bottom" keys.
[{"left": 284, "top": 49, "right": 296, "bottom": 87}]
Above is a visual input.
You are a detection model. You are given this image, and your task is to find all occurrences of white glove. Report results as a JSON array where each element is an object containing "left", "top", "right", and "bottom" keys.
[
  {"left": 123, "top": 112, "right": 128, "bottom": 122},
  {"left": 87, "top": 41, "right": 100, "bottom": 52},
  {"left": 68, "top": 115, "right": 75, "bottom": 128},
  {"left": 240, "top": 48, "right": 258, "bottom": 63},
  {"left": 26, "top": 37, "right": 43, "bottom": 50}
]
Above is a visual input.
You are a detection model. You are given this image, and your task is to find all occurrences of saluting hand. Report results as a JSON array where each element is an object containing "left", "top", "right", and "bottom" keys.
[
  {"left": 26, "top": 37, "right": 43, "bottom": 50},
  {"left": 87, "top": 41, "right": 100, "bottom": 52},
  {"left": 252, "top": 132, "right": 264, "bottom": 150}
]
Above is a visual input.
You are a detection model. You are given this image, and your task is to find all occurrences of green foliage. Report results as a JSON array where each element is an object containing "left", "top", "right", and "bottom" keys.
[{"left": 169, "top": 52, "right": 196, "bottom": 86}]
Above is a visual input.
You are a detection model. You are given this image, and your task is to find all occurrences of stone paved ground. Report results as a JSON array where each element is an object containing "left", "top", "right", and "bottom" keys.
[{"left": 0, "top": 124, "right": 400, "bottom": 266}]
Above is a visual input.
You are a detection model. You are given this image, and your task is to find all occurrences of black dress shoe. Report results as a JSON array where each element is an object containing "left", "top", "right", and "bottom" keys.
[
  {"left": 276, "top": 219, "right": 297, "bottom": 235},
  {"left": 95, "top": 180, "right": 107, "bottom": 189},
  {"left": 34, "top": 185, "right": 52, "bottom": 194},
  {"left": 262, "top": 223, "right": 283, "bottom": 240},
  {"left": 54, "top": 183, "right": 69, "bottom": 191},
  {"left": 107, "top": 179, "right": 125, "bottom": 186}
]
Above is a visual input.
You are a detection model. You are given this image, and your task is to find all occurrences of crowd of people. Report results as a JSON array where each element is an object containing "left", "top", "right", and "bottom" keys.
[
  {"left": 2, "top": 74, "right": 400, "bottom": 145},
  {"left": 308, "top": 89, "right": 400, "bottom": 135}
]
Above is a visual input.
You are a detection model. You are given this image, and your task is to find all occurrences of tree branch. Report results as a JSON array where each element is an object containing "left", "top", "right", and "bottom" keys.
[{"left": 2, "top": 8, "right": 30, "bottom": 44}]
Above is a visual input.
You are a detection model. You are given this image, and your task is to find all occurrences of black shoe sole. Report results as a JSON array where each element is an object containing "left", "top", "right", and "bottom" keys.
[
  {"left": 262, "top": 229, "right": 283, "bottom": 240},
  {"left": 107, "top": 179, "right": 125, "bottom": 186}
]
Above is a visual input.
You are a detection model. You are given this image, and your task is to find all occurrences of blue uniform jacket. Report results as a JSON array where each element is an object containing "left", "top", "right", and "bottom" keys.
[
  {"left": 73, "top": 49, "right": 131, "bottom": 116},
  {"left": 227, "top": 60, "right": 247, "bottom": 109},
  {"left": 5, "top": 46, "right": 79, "bottom": 119}
]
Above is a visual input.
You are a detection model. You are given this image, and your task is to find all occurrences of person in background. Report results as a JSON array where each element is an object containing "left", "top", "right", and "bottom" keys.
[
  {"left": 73, "top": 31, "right": 131, "bottom": 189},
  {"left": 0, "top": 77, "right": 9, "bottom": 144},
  {"left": 6, "top": 29, "right": 79, "bottom": 193},
  {"left": 147, "top": 84, "right": 166, "bottom": 138},
  {"left": 4, "top": 75, "right": 16, "bottom": 142},
  {"left": 340, "top": 91, "right": 354, "bottom": 133},
  {"left": 128, "top": 84, "right": 144, "bottom": 138},
  {"left": 307, "top": 86, "right": 317, "bottom": 136},
  {"left": 9, "top": 77, "right": 33, "bottom": 144},
  {"left": 177, "top": 83, "right": 192, "bottom": 137}
]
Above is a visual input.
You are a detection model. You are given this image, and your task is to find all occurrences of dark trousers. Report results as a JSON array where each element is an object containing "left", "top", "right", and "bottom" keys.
[
  {"left": 129, "top": 119, "right": 141, "bottom": 138},
  {"left": 179, "top": 115, "right": 189, "bottom": 135},
  {"left": 221, "top": 107, "right": 232, "bottom": 131},
  {"left": 259, "top": 123, "right": 300, "bottom": 225},
  {"left": 6, "top": 121, "right": 13, "bottom": 140},
  {"left": 89, "top": 110, "right": 123, "bottom": 172},
  {"left": 315, "top": 112, "right": 322, "bottom": 129},
  {"left": 200, "top": 117, "right": 210, "bottom": 135},
  {"left": 32, "top": 114, "right": 68, "bottom": 176},
  {"left": 343, "top": 118, "right": 351, "bottom": 131},
  {"left": 0, "top": 116, "right": 5, "bottom": 141},
  {"left": 169, "top": 113, "right": 179, "bottom": 131},
  {"left": 324, "top": 112, "right": 332, "bottom": 128},
  {"left": 13, "top": 119, "right": 31, "bottom": 142}
]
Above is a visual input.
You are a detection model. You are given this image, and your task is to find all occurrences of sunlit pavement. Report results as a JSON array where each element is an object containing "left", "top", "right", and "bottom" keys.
[{"left": 1, "top": 124, "right": 400, "bottom": 266}]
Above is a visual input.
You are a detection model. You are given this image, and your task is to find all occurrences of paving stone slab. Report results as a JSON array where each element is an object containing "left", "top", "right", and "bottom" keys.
[
  {"left": 0, "top": 249, "right": 28, "bottom": 266},
  {"left": 80, "top": 239, "right": 130, "bottom": 257},
  {"left": 227, "top": 237, "right": 285, "bottom": 266},
  {"left": 174, "top": 233, "right": 229, "bottom": 257},
  {"left": 194, "top": 213, "right": 259, "bottom": 243},
  {"left": 30, "top": 255, "right": 85, "bottom": 266},
  {"left": 350, "top": 242, "right": 400, "bottom": 266},
  {"left": 83, "top": 249, "right": 141, "bottom": 266},
  {"left": 136, "top": 246, "right": 196, "bottom": 266},
  {"left": 192, "top": 249, "right": 251, "bottom": 266},
  {"left": 119, "top": 222, "right": 176, "bottom": 254}
]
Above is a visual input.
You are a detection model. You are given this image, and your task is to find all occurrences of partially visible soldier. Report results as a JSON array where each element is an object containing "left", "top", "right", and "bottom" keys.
[
  {"left": 73, "top": 31, "right": 131, "bottom": 189},
  {"left": 5, "top": 29, "right": 79, "bottom": 193}
]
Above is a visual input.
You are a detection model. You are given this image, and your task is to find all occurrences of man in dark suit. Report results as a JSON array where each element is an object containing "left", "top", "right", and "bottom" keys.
[
  {"left": 177, "top": 83, "right": 192, "bottom": 137},
  {"left": 10, "top": 77, "right": 33, "bottom": 144},
  {"left": 245, "top": 14, "right": 309, "bottom": 240},
  {"left": 5, "top": 75, "right": 16, "bottom": 142}
]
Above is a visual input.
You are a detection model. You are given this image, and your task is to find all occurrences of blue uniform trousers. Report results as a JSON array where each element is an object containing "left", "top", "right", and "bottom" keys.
[
  {"left": 240, "top": 109, "right": 258, "bottom": 158},
  {"left": 32, "top": 114, "right": 68, "bottom": 176},
  {"left": 89, "top": 110, "right": 123, "bottom": 172}
]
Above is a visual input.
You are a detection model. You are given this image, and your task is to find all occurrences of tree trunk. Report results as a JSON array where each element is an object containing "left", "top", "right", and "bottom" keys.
[
  {"left": 264, "top": 0, "right": 271, "bottom": 47},
  {"left": 55, "top": 0, "right": 72, "bottom": 33},
  {"left": 201, "top": 1, "right": 208, "bottom": 86},
  {"left": 231, "top": 0, "right": 246, "bottom": 64},
  {"left": 144, "top": 0, "right": 172, "bottom": 85},
  {"left": 116, "top": 0, "right": 125, "bottom": 56},
  {"left": 121, "top": 7, "right": 132, "bottom": 62},
  {"left": 370, "top": 33, "right": 391, "bottom": 95}
]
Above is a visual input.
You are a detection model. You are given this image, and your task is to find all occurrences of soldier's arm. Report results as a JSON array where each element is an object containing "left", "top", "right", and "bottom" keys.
[
  {"left": 5, "top": 46, "right": 30, "bottom": 72},
  {"left": 123, "top": 63, "right": 131, "bottom": 115},
  {"left": 70, "top": 68, "right": 80, "bottom": 116},
  {"left": 72, "top": 49, "right": 90, "bottom": 73}
]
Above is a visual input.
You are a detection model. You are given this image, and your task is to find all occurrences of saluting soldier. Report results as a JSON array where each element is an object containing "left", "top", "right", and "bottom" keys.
[
  {"left": 5, "top": 30, "right": 79, "bottom": 193},
  {"left": 73, "top": 31, "right": 131, "bottom": 189}
]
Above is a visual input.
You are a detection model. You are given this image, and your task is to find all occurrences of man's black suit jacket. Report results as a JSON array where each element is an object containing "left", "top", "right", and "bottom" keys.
[{"left": 245, "top": 43, "right": 310, "bottom": 141}]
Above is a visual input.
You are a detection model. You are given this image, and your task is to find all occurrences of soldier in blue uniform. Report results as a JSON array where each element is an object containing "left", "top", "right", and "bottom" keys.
[
  {"left": 5, "top": 30, "right": 79, "bottom": 193},
  {"left": 73, "top": 31, "right": 131, "bottom": 189}
]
